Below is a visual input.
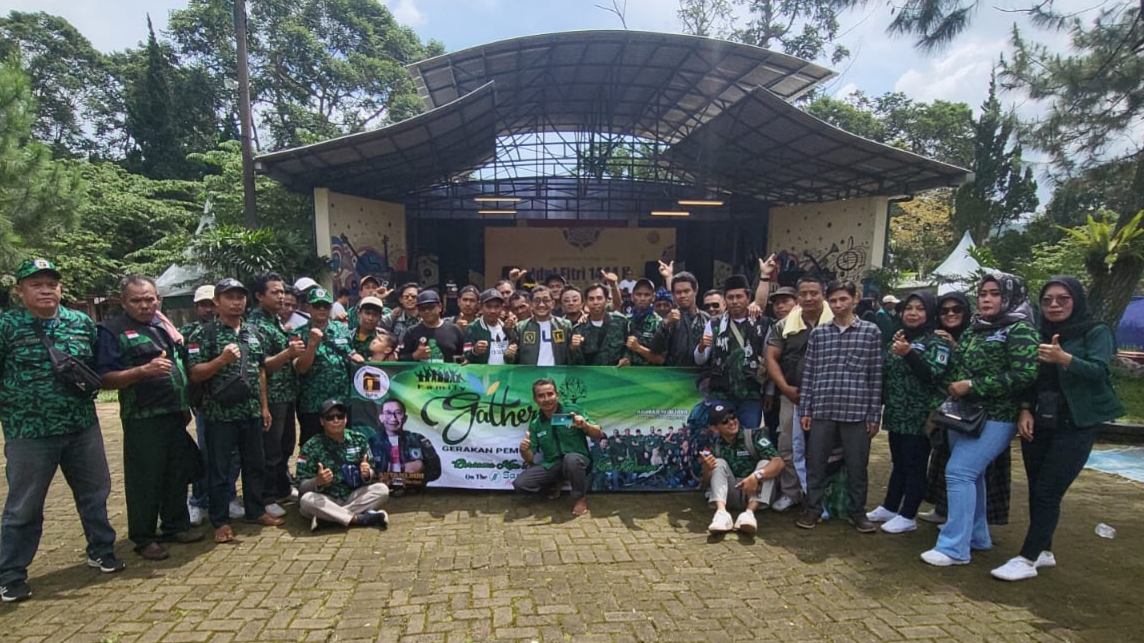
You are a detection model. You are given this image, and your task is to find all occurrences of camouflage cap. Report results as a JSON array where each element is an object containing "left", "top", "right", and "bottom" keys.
[
  {"left": 308, "top": 287, "right": 334, "bottom": 305},
  {"left": 15, "top": 258, "right": 61, "bottom": 282}
]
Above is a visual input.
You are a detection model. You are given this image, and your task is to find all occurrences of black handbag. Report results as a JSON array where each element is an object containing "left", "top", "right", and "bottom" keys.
[
  {"left": 33, "top": 324, "right": 101, "bottom": 399},
  {"left": 931, "top": 396, "right": 987, "bottom": 438}
]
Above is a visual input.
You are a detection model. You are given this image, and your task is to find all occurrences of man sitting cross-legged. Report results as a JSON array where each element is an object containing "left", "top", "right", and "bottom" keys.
[{"left": 701, "top": 404, "right": 785, "bottom": 535}]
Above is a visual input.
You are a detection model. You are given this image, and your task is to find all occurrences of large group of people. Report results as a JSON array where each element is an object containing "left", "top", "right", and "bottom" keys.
[{"left": 0, "top": 253, "right": 1123, "bottom": 603}]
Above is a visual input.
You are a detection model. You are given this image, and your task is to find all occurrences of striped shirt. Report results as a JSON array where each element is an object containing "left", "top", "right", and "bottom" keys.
[{"left": 798, "top": 317, "right": 883, "bottom": 424}]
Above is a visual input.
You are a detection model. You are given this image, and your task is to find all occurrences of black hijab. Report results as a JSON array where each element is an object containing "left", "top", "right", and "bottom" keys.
[
  {"left": 971, "top": 271, "right": 1031, "bottom": 331},
  {"left": 901, "top": 290, "right": 938, "bottom": 340},
  {"left": 1039, "top": 275, "right": 1100, "bottom": 342},
  {"left": 937, "top": 291, "right": 971, "bottom": 341}
]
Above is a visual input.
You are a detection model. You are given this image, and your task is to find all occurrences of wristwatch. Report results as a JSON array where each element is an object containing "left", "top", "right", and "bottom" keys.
[{"left": 754, "top": 469, "right": 766, "bottom": 481}]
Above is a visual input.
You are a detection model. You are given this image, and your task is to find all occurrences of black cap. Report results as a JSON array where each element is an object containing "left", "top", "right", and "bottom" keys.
[
  {"left": 479, "top": 288, "right": 505, "bottom": 304},
  {"left": 707, "top": 404, "right": 736, "bottom": 426},
  {"left": 459, "top": 285, "right": 480, "bottom": 297},
  {"left": 215, "top": 278, "right": 248, "bottom": 295},
  {"left": 633, "top": 277, "right": 656, "bottom": 292},
  {"left": 723, "top": 274, "right": 750, "bottom": 293},
  {"left": 545, "top": 273, "right": 568, "bottom": 285},
  {"left": 319, "top": 399, "right": 348, "bottom": 416},
  {"left": 416, "top": 290, "right": 441, "bottom": 306}
]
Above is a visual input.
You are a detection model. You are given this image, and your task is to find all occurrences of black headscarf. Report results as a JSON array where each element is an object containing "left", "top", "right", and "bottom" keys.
[
  {"left": 971, "top": 271, "right": 1031, "bottom": 331},
  {"left": 901, "top": 290, "right": 938, "bottom": 340},
  {"left": 1039, "top": 275, "right": 1100, "bottom": 342},
  {"left": 937, "top": 291, "right": 971, "bottom": 341}
]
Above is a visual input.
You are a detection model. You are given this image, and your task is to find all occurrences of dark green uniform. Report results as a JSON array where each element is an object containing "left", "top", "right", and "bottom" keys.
[
  {"left": 710, "top": 428, "right": 780, "bottom": 478},
  {"left": 463, "top": 319, "right": 516, "bottom": 364},
  {"left": 185, "top": 322, "right": 266, "bottom": 421},
  {"left": 527, "top": 404, "right": 594, "bottom": 470},
  {"left": 514, "top": 317, "right": 573, "bottom": 365},
  {"left": 625, "top": 311, "right": 662, "bottom": 366},
  {"left": 347, "top": 304, "right": 390, "bottom": 332},
  {"left": 0, "top": 308, "right": 99, "bottom": 439},
  {"left": 294, "top": 322, "right": 356, "bottom": 415},
  {"left": 349, "top": 329, "right": 377, "bottom": 358},
  {"left": 883, "top": 333, "right": 950, "bottom": 435},
  {"left": 947, "top": 321, "right": 1039, "bottom": 422},
  {"left": 296, "top": 430, "right": 371, "bottom": 501},
  {"left": 570, "top": 313, "right": 628, "bottom": 366},
  {"left": 705, "top": 314, "right": 772, "bottom": 402},
  {"left": 247, "top": 308, "right": 296, "bottom": 405}
]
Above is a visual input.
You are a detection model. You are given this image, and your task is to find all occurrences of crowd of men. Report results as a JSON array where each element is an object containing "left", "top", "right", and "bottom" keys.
[{"left": 0, "top": 254, "right": 912, "bottom": 603}]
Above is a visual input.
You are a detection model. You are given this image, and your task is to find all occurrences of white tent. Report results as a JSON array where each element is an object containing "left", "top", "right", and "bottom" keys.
[
  {"left": 931, "top": 231, "right": 991, "bottom": 295},
  {"left": 154, "top": 200, "right": 214, "bottom": 298}
]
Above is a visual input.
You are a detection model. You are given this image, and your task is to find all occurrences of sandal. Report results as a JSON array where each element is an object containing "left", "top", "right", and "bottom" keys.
[
  {"left": 213, "top": 525, "right": 235, "bottom": 543},
  {"left": 249, "top": 512, "right": 284, "bottom": 527}
]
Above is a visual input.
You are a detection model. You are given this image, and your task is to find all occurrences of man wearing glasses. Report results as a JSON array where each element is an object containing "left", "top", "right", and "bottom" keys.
[
  {"left": 514, "top": 286, "right": 572, "bottom": 366},
  {"left": 397, "top": 291, "right": 466, "bottom": 363},
  {"left": 700, "top": 405, "right": 784, "bottom": 534},
  {"left": 701, "top": 290, "right": 725, "bottom": 317},
  {"left": 380, "top": 283, "right": 421, "bottom": 346},
  {"left": 362, "top": 398, "right": 441, "bottom": 491},
  {"left": 296, "top": 399, "right": 390, "bottom": 531}
]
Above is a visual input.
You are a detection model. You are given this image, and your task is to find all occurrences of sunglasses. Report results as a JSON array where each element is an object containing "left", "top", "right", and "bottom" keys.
[
  {"left": 322, "top": 412, "right": 346, "bottom": 421},
  {"left": 702, "top": 302, "right": 721, "bottom": 309},
  {"left": 1041, "top": 295, "right": 1072, "bottom": 306},
  {"left": 940, "top": 305, "right": 964, "bottom": 315}
]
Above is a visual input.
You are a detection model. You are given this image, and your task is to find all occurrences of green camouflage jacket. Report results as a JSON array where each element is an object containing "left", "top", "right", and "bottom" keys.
[
  {"left": 186, "top": 321, "right": 266, "bottom": 422},
  {"left": 571, "top": 313, "right": 629, "bottom": 366},
  {"left": 248, "top": 307, "right": 297, "bottom": 405},
  {"left": 295, "top": 321, "right": 356, "bottom": 414}
]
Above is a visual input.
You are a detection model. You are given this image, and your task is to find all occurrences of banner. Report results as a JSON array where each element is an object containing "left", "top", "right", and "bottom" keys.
[
  {"left": 484, "top": 227, "right": 675, "bottom": 288},
  {"left": 348, "top": 363, "right": 707, "bottom": 491}
]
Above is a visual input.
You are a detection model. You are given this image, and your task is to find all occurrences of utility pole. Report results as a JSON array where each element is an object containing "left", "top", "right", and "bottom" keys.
[{"left": 234, "top": 0, "right": 258, "bottom": 228}]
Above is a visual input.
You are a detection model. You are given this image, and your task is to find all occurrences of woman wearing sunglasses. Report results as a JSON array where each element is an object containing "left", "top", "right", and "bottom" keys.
[
  {"left": 990, "top": 276, "right": 1123, "bottom": 581},
  {"left": 921, "top": 272, "right": 1038, "bottom": 567},
  {"left": 920, "top": 292, "right": 1014, "bottom": 529}
]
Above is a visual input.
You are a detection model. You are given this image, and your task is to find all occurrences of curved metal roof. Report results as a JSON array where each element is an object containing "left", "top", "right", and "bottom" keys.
[{"left": 408, "top": 30, "right": 834, "bottom": 143}]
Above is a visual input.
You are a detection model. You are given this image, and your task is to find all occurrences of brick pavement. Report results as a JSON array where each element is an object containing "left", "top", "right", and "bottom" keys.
[{"left": 0, "top": 404, "right": 1142, "bottom": 642}]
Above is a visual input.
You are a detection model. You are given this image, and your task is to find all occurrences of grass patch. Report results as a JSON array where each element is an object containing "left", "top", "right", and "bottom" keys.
[{"left": 1112, "top": 361, "right": 1144, "bottom": 423}]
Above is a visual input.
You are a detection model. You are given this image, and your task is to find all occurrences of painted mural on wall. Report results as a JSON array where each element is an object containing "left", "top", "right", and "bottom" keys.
[
  {"left": 775, "top": 235, "right": 870, "bottom": 285},
  {"left": 327, "top": 191, "right": 408, "bottom": 294},
  {"left": 767, "top": 198, "right": 882, "bottom": 292}
]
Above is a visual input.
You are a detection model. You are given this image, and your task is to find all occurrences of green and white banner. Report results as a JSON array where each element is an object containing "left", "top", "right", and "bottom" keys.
[{"left": 348, "top": 363, "right": 707, "bottom": 491}]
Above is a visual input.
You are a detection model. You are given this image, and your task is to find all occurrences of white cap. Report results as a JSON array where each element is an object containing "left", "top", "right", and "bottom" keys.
[
  {"left": 193, "top": 285, "right": 215, "bottom": 303},
  {"left": 294, "top": 277, "right": 319, "bottom": 292},
  {"left": 882, "top": 294, "right": 901, "bottom": 304}
]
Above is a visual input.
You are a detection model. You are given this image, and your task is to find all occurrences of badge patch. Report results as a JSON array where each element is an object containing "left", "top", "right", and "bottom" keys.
[
  {"left": 553, "top": 329, "right": 565, "bottom": 343},
  {"left": 124, "top": 330, "right": 139, "bottom": 339},
  {"left": 523, "top": 331, "right": 537, "bottom": 344},
  {"left": 188, "top": 344, "right": 200, "bottom": 355}
]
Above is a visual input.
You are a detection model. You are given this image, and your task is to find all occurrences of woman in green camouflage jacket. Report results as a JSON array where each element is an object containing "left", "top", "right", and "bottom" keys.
[
  {"left": 867, "top": 291, "right": 951, "bottom": 534},
  {"left": 921, "top": 272, "right": 1039, "bottom": 567}
]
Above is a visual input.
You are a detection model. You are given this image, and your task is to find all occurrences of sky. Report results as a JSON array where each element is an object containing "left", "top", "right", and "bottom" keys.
[{"left": 6, "top": 0, "right": 1109, "bottom": 189}]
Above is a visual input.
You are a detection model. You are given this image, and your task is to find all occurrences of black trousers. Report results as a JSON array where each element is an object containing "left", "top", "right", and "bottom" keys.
[
  {"left": 881, "top": 432, "right": 931, "bottom": 519},
  {"left": 1018, "top": 420, "right": 1097, "bottom": 560},
  {"left": 263, "top": 401, "right": 296, "bottom": 502},
  {"left": 298, "top": 412, "right": 323, "bottom": 451},
  {"left": 122, "top": 413, "right": 191, "bottom": 548},
  {"left": 513, "top": 454, "right": 589, "bottom": 500},
  {"left": 805, "top": 419, "right": 870, "bottom": 518},
  {"left": 205, "top": 418, "right": 266, "bottom": 527}
]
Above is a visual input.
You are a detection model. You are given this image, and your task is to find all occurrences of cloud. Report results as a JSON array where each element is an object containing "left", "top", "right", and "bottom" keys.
[
  {"left": 893, "top": 38, "right": 1005, "bottom": 106},
  {"left": 383, "top": 0, "right": 427, "bottom": 27}
]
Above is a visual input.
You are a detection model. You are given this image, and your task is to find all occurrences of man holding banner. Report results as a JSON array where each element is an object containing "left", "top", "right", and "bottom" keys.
[{"left": 514, "top": 378, "right": 603, "bottom": 516}]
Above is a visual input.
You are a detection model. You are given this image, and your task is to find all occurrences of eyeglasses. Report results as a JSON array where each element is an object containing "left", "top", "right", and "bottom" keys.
[
  {"left": 1041, "top": 295, "right": 1073, "bottom": 306},
  {"left": 940, "top": 305, "right": 964, "bottom": 315},
  {"left": 323, "top": 412, "right": 346, "bottom": 421},
  {"left": 381, "top": 410, "right": 405, "bottom": 418}
]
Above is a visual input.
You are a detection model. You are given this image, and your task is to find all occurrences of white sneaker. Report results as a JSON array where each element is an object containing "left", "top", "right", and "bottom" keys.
[
  {"left": 991, "top": 556, "right": 1038, "bottom": 581},
  {"left": 188, "top": 505, "right": 204, "bottom": 526},
  {"left": 734, "top": 511, "right": 758, "bottom": 534},
  {"left": 881, "top": 515, "right": 918, "bottom": 534},
  {"left": 920, "top": 549, "right": 969, "bottom": 567},
  {"left": 917, "top": 509, "right": 947, "bottom": 524},
  {"left": 771, "top": 496, "right": 796, "bottom": 512},
  {"left": 707, "top": 509, "right": 734, "bottom": 533},
  {"left": 265, "top": 503, "right": 287, "bottom": 518},
  {"left": 228, "top": 500, "right": 244, "bottom": 519},
  {"left": 1035, "top": 551, "right": 1056, "bottom": 568},
  {"left": 866, "top": 506, "right": 898, "bottom": 523}
]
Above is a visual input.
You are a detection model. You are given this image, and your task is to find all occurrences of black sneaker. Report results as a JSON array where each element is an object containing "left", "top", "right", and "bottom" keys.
[
  {"left": 86, "top": 553, "right": 127, "bottom": 573},
  {"left": 356, "top": 510, "right": 389, "bottom": 529},
  {"left": 795, "top": 510, "right": 821, "bottom": 530},
  {"left": 0, "top": 580, "right": 30, "bottom": 602}
]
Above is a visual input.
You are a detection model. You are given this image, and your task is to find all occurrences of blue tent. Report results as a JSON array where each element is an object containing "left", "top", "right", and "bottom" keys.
[{"left": 1117, "top": 296, "right": 1144, "bottom": 350}]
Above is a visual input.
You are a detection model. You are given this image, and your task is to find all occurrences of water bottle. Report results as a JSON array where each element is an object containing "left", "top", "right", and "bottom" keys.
[{"left": 1095, "top": 523, "right": 1117, "bottom": 539}]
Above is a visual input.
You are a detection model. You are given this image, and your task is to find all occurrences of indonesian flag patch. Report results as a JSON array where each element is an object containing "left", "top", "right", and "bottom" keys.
[
  {"left": 463, "top": 342, "right": 473, "bottom": 352},
  {"left": 187, "top": 344, "right": 200, "bottom": 355},
  {"left": 124, "top": 330, "right": 139, "bottom": 339}
]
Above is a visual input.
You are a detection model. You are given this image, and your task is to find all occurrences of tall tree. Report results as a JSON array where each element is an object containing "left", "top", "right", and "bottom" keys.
[
  {"left": 952, "top": 73, "right": 1039, "bottom": 241},
  {"left": 676, "top": 0, "right": 858, "bottom": 64},
  {"left": 0, "top": 11, "right": 111, "bottom": 157},
  {"left": 168, "top": 0, "right": 445, "bottom": 150},
  {"left": 0, "top": 58, "right": 84, "bottom": 272}
]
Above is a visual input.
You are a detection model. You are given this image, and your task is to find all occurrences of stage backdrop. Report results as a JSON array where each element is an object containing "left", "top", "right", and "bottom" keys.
[
  {"left": 484, "top": 227, "right": 676, "bottom": 288},
  {"left": 349, "top": 363, "right": 706, "bottom": 492}
]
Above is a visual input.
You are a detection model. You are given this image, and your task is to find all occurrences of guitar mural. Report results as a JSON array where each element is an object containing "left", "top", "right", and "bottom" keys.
[{"left": 330, "top": 234, "right": 407, "bottom": 294}]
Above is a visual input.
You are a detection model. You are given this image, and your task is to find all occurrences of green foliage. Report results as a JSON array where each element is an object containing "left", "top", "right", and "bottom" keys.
[
  {"left": 1111, "top": 361, "right": 1144, "bottom": 422},
  {"left": 888, "top": 191, "right": 956, "bottom": 277},
  {"left": 863, "top": 266, "right": 904, "bottom": 294},
  {"left": 676, "top": 0, "right": 858, "bottom": 64},
  {"left": 804, "top": 91, "right": 974, "bottom": 167},
  {"left": 189, "top": 141, "right": 313, "bottom": 235},
  {"left": 0, "top": 57, "right": 84, "bottom": 273},
  {"left": 1060, "top": 210, "right": 1144, "bottom": 272},
  {"left": 952, "top": 73, "right": 1039, "bottom": 242},
  {"left": 190, "top": 223, "right": 324, "bottom": 286}
]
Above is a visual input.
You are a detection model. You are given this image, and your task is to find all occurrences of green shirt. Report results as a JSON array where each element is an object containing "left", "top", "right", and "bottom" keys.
[
  {"left": 527, "top": 403, "right": 595, "bottom": 470},
  {"left": 248, "top": 307, "right": 297, "bottom": 405},
  {"left": 350, "top": 329, "right": 377, "bottom": 358},
  {"left": 296, "top": 430, "right": 371, "bottom": 501},
  {"left": 295, "top": 321, "right": 355, "bottom": 414},
  {"left": 571, "top": 313, "right": 629, "bottom": 366},
  {"left": 625, "top": 311, "right": 662, "bottom": 366},
  {"left": 947, "top": 320, "right": 1039, "bottom": 422},
  {"left": 0, "top": 308, "right": 99, "bottom": 439},
  {"left": 710, "top": 428, "right": 780, "bottom": 479},
  {"left": 186, "top": 321, "right": 266, "bottom": 422},
  {"left": 882, "top": 332, "right": 950, "bottom": 435}
]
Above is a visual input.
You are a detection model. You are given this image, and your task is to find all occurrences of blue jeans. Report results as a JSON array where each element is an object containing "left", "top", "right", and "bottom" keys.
[
  {"left": 0, "top": 424, "right": 117, "bottom": 585},
  {"left": 711, "top": 399, "right": 763, "bottom": 432},
  {"left": 190, "top": 412, "right": 239, "bottom": 509},
  {"left": 935, "top": 420, "right": 1015, "bottom": 561}
]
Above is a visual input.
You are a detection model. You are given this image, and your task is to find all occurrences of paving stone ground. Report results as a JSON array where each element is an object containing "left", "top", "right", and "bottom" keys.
[{"left": 1, "top": 404, "right": 1142, "bottom": 642}]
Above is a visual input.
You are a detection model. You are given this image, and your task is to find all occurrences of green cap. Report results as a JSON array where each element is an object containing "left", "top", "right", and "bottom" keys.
[
  {"left": 308, "top": 287, "right": 334, "bottom": 305},
  {"left": 15, "top": 258, "right": 61, "bottom": 282}
]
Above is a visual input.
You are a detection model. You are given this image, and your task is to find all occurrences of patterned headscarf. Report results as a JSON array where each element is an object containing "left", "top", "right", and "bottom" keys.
[{"left": 971, "top": 271, "right": 1031, "bottom": 331}]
